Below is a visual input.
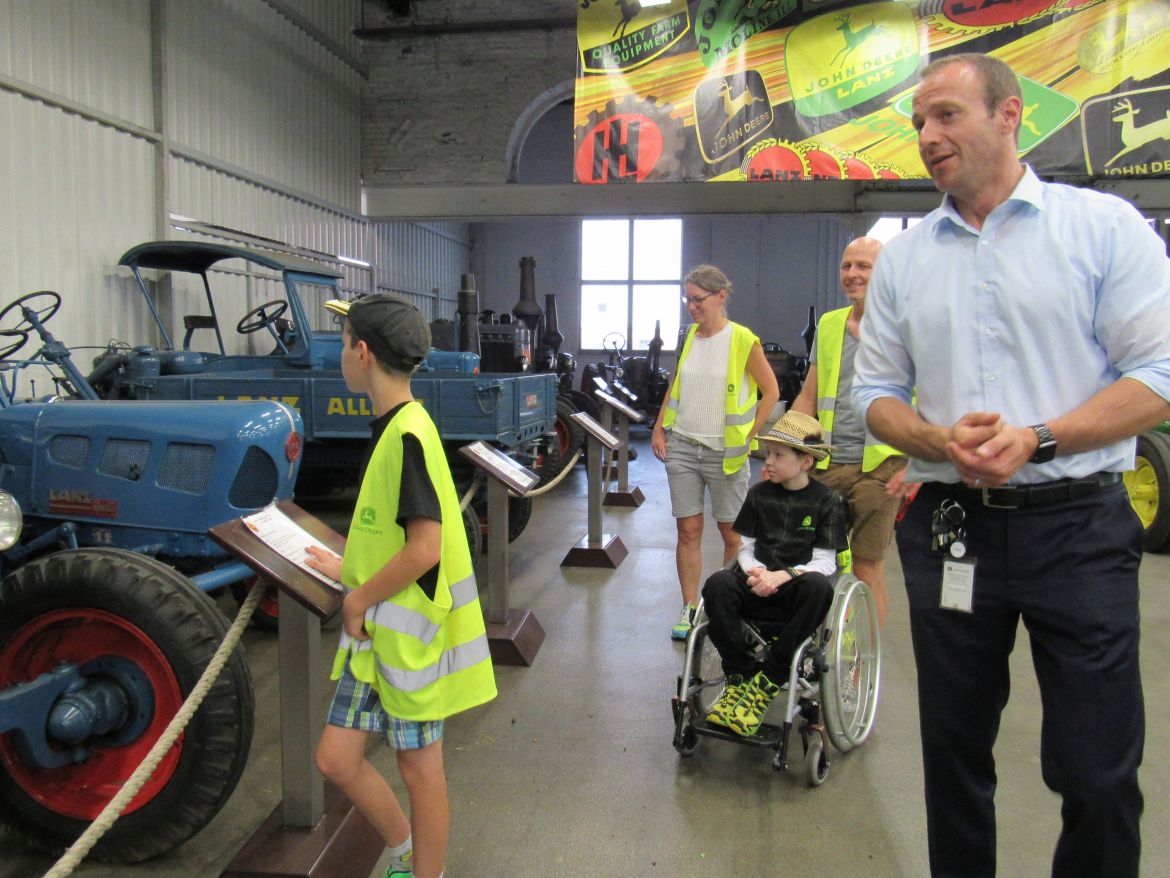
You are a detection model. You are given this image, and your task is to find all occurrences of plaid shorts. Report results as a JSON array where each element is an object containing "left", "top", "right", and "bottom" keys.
[{"left": 327, "top": 659, "right": 444, "bottom": 751}]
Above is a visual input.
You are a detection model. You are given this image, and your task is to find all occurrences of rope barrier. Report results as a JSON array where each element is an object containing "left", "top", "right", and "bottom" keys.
[{"left": 41, "top": 581, "right": 265, "bottom": 878}]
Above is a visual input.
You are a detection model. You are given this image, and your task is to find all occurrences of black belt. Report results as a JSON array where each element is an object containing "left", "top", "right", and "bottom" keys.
[{"left": 943, "top": 472, "right": 1122, "bottom": 510}]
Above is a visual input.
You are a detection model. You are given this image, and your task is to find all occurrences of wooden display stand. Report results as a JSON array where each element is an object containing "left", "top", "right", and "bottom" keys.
[
  {"left": 561, "top": 412, "right": 629, "bottom": 569},
  {"left": 457, "top": 442, "right": 546, "bottom": 667},
  {"left": 210, "top": 502, "right": 383, "bottom": 878},
  {"left": 594, "top": 389, "right": 646, "bottom": 508}
]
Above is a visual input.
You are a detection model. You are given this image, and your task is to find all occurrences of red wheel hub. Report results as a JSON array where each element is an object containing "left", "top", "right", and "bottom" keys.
[{"left": 0, "top": 609, "right": 184, "bottom": 819}]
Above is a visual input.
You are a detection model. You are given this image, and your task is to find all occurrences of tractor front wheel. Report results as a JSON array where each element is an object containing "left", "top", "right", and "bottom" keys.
[{"left": 0, "top": 549, "right": 254, "bottom": 862}]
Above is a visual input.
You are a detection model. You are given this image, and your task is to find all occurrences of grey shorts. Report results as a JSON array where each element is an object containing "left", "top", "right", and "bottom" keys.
[{"left": 664, "top": 431, "right": 749, "bottom": 521}]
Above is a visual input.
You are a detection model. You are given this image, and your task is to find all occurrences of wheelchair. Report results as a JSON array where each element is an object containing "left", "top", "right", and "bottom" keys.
[{"left": 670, "top": 573, "right": 881, "bottom": 785}]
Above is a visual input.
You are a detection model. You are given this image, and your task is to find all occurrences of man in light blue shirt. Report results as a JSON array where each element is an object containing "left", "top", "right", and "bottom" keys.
[{"left": 854, "top": 53, "right": 1170, "bottom": 878}]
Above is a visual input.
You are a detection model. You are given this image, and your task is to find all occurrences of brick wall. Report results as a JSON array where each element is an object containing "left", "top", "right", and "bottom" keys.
[{"left": 360, "top": 1, "right": 576, "bottom": 185}]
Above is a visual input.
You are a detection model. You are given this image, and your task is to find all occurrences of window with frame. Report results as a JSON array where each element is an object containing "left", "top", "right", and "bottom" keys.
[{"left": 579, "top": 218, "right": 682, "bottom": 352}]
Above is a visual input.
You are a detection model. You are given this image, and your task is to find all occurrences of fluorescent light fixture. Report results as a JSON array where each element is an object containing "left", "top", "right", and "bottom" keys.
[
  {"left": 640, "top": 0, "right": 672, "bottom": 6},
  {"left": 168, "top": 212, "right": 197, "bottom": 222},
  {"left": 338, "top": 255, "right": 371, "bottom": 268}
]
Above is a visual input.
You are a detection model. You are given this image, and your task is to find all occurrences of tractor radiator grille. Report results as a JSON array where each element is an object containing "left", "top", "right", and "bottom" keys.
[
  {"left": 50, "top": 435, "right": 90, "bottom": 468},
  {"left": 229, "top": 446, "right": 278, "bottom": 509},
  {"left": 99, "top": 439, "right": 151, "bottom": 481},
  {"left": 159, "top": 443, "right": 215, "bottom": 494}
]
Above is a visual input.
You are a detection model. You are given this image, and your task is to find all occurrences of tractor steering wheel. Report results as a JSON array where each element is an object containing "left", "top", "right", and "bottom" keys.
[
  {"left": 601, "top": 331, "right": 626, "bottom": 356},
  {"left": 236, "top": 300, "right": 289, "bottom": 335},
  {"left": 0, "top": 329, "right": 30, "bottom": 361},
  {"left": 0, "top": 290, "right": 62, "bottom": 335}
]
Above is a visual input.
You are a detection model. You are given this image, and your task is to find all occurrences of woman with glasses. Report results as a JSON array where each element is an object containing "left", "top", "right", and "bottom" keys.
[{"left": 652, "top": 264, "right": 780, "bottom": 641}]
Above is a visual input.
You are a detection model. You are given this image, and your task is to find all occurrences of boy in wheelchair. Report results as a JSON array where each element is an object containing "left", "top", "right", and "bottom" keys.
[{"left": 702, "top": 411, "right": 849, "bottom": 737}]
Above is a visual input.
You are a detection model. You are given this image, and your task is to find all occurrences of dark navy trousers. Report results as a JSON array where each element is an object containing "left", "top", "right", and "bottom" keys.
[{"left": 899, "top": 482, "right": 1144, "bottom": 878}]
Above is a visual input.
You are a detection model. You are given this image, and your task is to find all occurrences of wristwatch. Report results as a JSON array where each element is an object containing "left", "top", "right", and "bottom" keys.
[{"left": 1028, "top": 423, "right": 1057, "bottom": 464}]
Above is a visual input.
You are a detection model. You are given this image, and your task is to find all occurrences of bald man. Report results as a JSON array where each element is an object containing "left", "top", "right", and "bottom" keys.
[{"left": 791, "top": 236, "right": 906, "bottom": 626}]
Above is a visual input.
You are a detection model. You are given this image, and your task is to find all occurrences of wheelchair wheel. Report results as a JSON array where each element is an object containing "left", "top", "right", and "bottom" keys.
[
  {"left": 821, "top": 575, "right": 881, "bottom": 752},
  {"left": 693, "top": 625, "right": 725, "bottom": 718},
  {"left": 804, "top": 733, "right": 830, "bottom": 787}
]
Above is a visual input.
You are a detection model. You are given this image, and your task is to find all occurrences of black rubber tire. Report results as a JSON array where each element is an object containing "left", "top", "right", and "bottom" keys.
[
  {"left": 804, "top": 733, "right": 830, "bottom": 787},
  {"left": 539, "top": 396, "right": 585, "bottom": 484},
  {"left": 1125, "top": 431, "right": 1170, "bottom": 552},
  {"left": 463, "top": 503, "right": 481, "bottom": 572},
  {"left": 0, "top": 548, "right": 255, "bottom": 863},
  {"left": 473, "top": 495, "right": 533, "bottom": 550},
  {"left": 568, "top": 388, "right": 601, "bottom": 423}
]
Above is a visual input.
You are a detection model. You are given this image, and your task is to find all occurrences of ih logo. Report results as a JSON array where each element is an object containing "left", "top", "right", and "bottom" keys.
[
  {"left": 359, "top": 507, "right": 377, "bottom": 527},
  {"left": 893, "top": 74, "right": 1077, "bottom": 156},
  {"left": 574, "top": 106, "right": 665, "bottom": 183},
  {"left": 694, "top": 70, "right": 773, "bottom": 163},
  {"left": 1081, "top": 86, "right": 1170, "bottom": 177},
  {"left": 786, "top": 1, "right": 919, "bottom": 118}
]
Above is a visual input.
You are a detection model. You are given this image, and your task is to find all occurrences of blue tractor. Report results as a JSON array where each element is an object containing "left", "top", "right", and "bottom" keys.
[{"left": 0, "top": 291, "right": 304, "bottom": 862}]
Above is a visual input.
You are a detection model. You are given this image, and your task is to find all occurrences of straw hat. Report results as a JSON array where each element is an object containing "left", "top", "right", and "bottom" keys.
[{"left": 757, "top": 411, "right": 832, "bottom": 461}]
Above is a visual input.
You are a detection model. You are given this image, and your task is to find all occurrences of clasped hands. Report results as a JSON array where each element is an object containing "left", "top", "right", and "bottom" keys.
[
  {"left": 744, "top": 565, "right": 793, "bottom": 597},
  {"left": 945, "top": 412, "right": 1037, "bottom": 488}
]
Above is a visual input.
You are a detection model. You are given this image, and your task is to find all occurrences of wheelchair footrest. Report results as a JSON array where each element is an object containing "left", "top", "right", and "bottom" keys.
[{"left": 691, "top": 716, "right": 785, "bottom": 749}]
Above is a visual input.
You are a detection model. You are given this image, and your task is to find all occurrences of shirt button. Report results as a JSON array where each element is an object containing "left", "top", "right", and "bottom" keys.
[{"left": 986, "top": 374, "right": 997, "bottom": 382}]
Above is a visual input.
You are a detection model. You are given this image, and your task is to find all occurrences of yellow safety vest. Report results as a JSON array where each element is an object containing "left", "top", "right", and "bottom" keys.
[
  {"left": 663, "top": 321, "right": 760, "bottom": 475},
  {"left": 333, "top": 400, "right": 496, "bottom": 721},
  {"left": 814, "top": 306, "right": 902, "bottom": 472}
]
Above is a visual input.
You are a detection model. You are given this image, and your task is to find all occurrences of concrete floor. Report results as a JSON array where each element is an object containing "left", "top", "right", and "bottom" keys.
[{"left": 3, "top": 433, "right": 1170, "bottom": 877}]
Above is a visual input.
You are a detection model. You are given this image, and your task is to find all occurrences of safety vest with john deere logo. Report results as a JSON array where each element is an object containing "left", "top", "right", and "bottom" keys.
[
  {"left": 814, "top": 306, "right": 902, "bottom": 472},
  {"left": 663, "top": 321, "right": 760, "bottom": 475},
  {"left": 332, "top": 400, "right": 496, "bottom": 721}
]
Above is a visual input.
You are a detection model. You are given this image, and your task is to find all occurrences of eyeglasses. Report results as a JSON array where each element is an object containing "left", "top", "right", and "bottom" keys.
[{"left": 682, "top": 291, "right": 719, "bottom": 306}]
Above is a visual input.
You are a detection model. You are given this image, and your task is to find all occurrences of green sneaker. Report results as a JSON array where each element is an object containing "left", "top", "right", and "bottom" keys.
[
  {"left": 705, "top": 673, "right": 748, "bottom": 727},
  {"left": 671, "top": 604, "right": 696, "bottom": 641},
  {"left": 726, "top": 671, "right": 781, "bottom": 736},
  {"left": 383, "top": 848, "right": 412, "bottom": 877}
]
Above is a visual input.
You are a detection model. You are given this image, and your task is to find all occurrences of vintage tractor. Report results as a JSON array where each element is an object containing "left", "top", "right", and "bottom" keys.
[{"left": 0, "top": 293, "right": 304, "bottom": 862}]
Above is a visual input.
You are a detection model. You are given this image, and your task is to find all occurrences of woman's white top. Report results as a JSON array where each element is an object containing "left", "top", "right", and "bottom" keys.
[{"left": 673, "top": 322, "right": 732, "bottom": 449}]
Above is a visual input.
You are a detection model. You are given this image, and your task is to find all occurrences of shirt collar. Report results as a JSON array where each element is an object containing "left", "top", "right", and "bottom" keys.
[{"left": 929, "top": 164, "right": 1043, "bottom": 237}]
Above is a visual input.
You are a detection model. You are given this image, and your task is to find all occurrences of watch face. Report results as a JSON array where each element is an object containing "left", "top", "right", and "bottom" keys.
[{"left": 1030, "top": 425, "right": 1057, "bottom": 463}]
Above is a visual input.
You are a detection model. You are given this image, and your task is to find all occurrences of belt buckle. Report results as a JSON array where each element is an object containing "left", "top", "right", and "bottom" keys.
[{"left": 981, "top": 486, "right": 1019, "bottom": 509}]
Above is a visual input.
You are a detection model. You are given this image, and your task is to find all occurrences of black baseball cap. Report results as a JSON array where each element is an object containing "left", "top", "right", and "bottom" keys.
[{"left": 324, "top": 293, "right": 431, "bottom": 371}]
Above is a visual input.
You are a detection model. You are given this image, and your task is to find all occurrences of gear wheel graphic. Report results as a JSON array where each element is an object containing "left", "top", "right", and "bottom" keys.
[{"left": 574, "top": 94, "right": 690, "bottom": 183}]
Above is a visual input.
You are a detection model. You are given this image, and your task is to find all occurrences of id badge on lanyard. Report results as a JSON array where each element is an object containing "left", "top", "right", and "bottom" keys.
[{"left": 932, "top": 498, "right": 975, "bottom": 613}]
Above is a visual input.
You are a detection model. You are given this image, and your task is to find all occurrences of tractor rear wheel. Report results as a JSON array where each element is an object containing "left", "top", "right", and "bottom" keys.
[{"left": 0, "top": 548, "right": 254, "bottom": 862}]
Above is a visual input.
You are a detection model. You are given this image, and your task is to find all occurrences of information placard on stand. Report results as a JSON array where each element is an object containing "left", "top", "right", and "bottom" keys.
[
  {"left": 561, "top": 412, "right": 628, "bottom": 569},
  {"left": 210, "top": 501, "right": 383, "bottom": 878},
  {"left": 457, "top": 442, "right": 545, "bottom": 667},
  {"left": 594, "top": 389, "right": 646, "bottom": 508}
]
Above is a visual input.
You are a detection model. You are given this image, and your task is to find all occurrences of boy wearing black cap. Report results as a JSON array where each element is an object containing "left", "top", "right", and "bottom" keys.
[
  {"left": 306, "top": 294, "right": 496, "bottom": 878},
  {"left": 701, "top": 410, "right": 848, "bottom": 737}
]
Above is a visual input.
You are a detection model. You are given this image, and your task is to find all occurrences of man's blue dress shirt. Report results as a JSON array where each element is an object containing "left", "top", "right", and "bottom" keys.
[{"left": 853, "top": 166, "right": 1170, "bottom": 484}]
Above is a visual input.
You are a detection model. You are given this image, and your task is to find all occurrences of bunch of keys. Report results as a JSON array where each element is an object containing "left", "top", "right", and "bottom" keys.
[{"left": 931, "top": 499, "right": 968, "bottom": 558}]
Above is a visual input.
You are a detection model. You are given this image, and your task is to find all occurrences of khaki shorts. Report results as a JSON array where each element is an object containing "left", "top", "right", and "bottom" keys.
[
  {"left": 814, "top": 457, "right": 907, "bottom": 561},
  {"left": 663, "top": 431, "right": 749, "bottom": 522}
]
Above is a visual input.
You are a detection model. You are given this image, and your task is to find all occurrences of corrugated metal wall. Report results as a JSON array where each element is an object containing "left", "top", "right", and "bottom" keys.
[
  {"left": 371, "top": 221, "right": 472, "bottom": 322},
  {"left": 0, "top": 0, "right": 367, "bottom": 391},
  {"left": 0, "top": 0, "right": 468, "bottom": 395}
]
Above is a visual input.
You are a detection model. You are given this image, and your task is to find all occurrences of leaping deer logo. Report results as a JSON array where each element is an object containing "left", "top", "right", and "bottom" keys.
[
  {"left": 613, "top": 0, "right": 642, "bottom": 39},
  {"left": 831, "top": 13, "right": 886, "bottom": 68},
  {"left": 714, "top": 80, "right": 765, "bottom": 136},
  {"left": 1106, "top": 97, "right": 1170, "bottom": 167}
]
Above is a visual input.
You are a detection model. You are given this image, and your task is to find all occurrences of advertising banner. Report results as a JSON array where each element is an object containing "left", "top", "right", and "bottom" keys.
[{"left": 573, "top": 0, "right": 1170, "bottom": 183}]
